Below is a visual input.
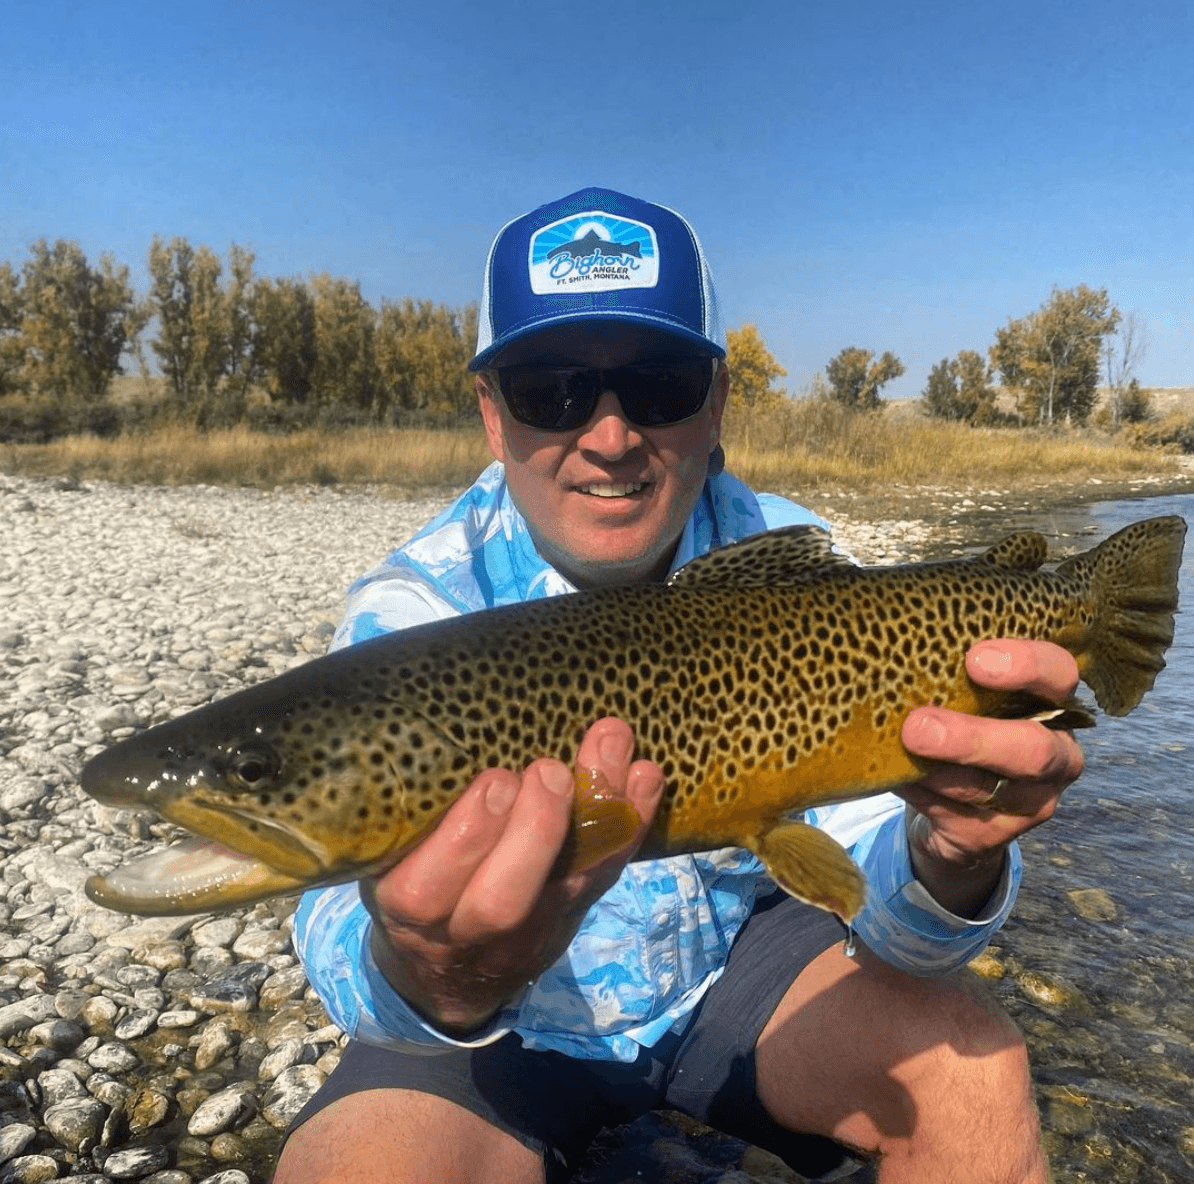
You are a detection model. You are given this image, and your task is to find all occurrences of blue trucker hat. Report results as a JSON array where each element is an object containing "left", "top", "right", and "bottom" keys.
[{"left": 469, "top": 186, "right": 725, "bottom": 371}]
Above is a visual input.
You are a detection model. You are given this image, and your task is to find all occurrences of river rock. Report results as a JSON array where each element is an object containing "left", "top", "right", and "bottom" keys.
[
  {"left": 102, "top": 1146, "right": 171, "bottom": 1178},
  {"left": 186, "top": 1086, "right": 256, "bottom": 1137},
  {"left": 43, "top": 1095, "right": 108, "bottom": 1152}
]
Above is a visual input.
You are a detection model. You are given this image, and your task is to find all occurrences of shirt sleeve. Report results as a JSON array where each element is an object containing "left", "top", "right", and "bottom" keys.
[
  {"left": 809, "top": 797, "right": 1021, "bottom": 975},
  {"left": 292, "top": 882, "right": 526, "bottom": 1053}
]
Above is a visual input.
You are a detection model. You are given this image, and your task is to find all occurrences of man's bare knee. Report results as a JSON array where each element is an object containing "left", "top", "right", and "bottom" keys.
[
  {"left": 755, "top": 946, "right": 1047, "bottom": 1182},
  {"left": 273, "top": 1089, "right": 544, "bottom": 1184}
]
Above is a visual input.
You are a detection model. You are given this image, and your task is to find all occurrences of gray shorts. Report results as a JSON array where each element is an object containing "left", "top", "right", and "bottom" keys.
[{"left": 285, "top": 892, "right": 856, "bottom": 1182}]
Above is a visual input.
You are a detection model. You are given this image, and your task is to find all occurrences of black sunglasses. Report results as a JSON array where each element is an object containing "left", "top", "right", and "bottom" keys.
[{"left": 495, "top": 358, "right": 717, "bottom": 432}]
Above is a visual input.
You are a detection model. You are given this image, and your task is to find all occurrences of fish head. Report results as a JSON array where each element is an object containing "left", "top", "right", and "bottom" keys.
[{"left": 81, "top": 671, "right": 450, "bottom": 914}]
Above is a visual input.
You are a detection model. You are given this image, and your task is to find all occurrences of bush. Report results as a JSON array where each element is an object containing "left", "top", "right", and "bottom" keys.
[{"left": 0, "top": 397, "right": 121, "bottom": 443}]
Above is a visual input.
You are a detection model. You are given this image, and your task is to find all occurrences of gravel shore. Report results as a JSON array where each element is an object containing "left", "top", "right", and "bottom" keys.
[{"left": 0, "top": 471, "right": 1031, "bottom": 1182}]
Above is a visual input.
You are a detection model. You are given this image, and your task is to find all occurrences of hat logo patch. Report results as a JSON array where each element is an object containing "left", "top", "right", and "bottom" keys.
[{"left": 528, "top": 211, "right": 659, "bottom": 295}]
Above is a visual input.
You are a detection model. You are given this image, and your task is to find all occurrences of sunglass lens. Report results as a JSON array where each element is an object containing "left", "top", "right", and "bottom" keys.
[
  {"left": 616, "top": 362, "right": 711, "bottom": 426},
  {"left": 501, "top": 369, "right": 597, "bottom": 431}
]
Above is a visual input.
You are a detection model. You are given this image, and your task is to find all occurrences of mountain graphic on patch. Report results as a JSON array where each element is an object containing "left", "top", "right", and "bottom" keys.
[
  {"left": 528, "top": 210, "right": 660, "bottom": 295},
  {"left": 546, "top": 229, "right": 643, "bottom": 261}
]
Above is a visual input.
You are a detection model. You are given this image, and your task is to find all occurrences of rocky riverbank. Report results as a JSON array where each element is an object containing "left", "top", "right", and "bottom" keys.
[{"left": 0, "top": 472, "right": 1184, "bottom": 1183}]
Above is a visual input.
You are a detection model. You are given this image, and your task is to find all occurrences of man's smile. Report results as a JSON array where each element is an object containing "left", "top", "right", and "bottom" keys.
[{"left": 577, "top": 481, "right": 647, "bottom": 498}]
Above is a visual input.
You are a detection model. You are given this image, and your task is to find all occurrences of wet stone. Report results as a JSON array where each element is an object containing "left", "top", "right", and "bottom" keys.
[
  {"left": 87, "top": 1043, "right": 140, "bottom": 1074},
  {"left": 43, "top": 1096, "right": 107, "bottom": 1152},
  {"left": 208, "top": 1132, "right": 248, "bottom": 1161},
  {"left": 191, "top": 920, "right": 243, "bottom": 950},
  {"left": 0, "top": 1124, "right": 37, "bottom": 1163},
  {"left": 36, "top": 1067, "right": 88, "bottom": 1105},
  {"left": 132, "top": 942, "right": 188, "bottom": 974},
  {"left": 192, "top": 1019, "right": 238, "bottom": 1072},
  {"left": 256, "top": 1039, "right": 305, "bottom": 1082},
  {"left": 261, "top": 1065, "right": 325, "bottom": 1129},
  {"left": 185, "top": 1086, "right": 256, "bottom": 1137},
  {"left": 0, "top": 1154, "right": 60, "bottom": 1183},
  {"left": 26, "top": 1020, "right": 84, "bottom": 1053},
  {"left": 113, "top": 1010, "right": 159, "bottom": 1041},
  {"left": 187, "top": 982, "right": 254, "bottom": 1016},
  {"left": 126, "top": 1089, "right": 171, "bottom": 1134},
  {"left": 257, "top": 967, "right": 308, "bottom": 1010},
  {"left": 1067, "top": 888, "right": 1119, "bottom": 922},
  {"left": 156, "top": 1010, "right": 201, "bottom": 1030},
  {"left": 197, "top": 1172, "right": 251, "bottom": 1184},
  {"left": 101, "top": 1146, "right": 171, "bottom": 1179}
]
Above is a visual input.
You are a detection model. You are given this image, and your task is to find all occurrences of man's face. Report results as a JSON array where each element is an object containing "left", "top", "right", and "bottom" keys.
[{"left": 478, "top": 323, "right": 728, "bottom": 590}]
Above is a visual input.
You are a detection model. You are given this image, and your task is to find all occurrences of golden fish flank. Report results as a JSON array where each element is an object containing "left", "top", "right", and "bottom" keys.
[{"left": 81, "top": 515, "right": 1186, "bottom": 919}]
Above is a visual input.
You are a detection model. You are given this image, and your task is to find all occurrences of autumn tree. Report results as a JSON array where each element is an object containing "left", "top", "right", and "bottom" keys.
[
  {"left": 375, "top": 298, "right": 478, "bottom": 424},
  {"left": 11, "top": 239, "right": 145, "bottom": 402},
  {"left": 223, "top": 244, "right": 257, "bottom": 398},
  {"left": 922, "top": 350, "right": 996, "bottom": 423},
  {"left": 989, "top": 285, "right": 1120, "bottom": 426},
  {"left": 825, "top": 346, "right": 905, "bottom": 411},
  {"left": 309, "top": 273, "right": 376, "bottom": 413},
  {"left": 0, "top": 261, "right": 22, "bottom": 395},
  {"left": 725, "top": 323, "right": 787, "bottom": 412},
  {"left": 251, "top": 277, "right": 318, "bottom": 405},
  {"left": 148, "top": 236, "right": 243, "bottom": 406}
]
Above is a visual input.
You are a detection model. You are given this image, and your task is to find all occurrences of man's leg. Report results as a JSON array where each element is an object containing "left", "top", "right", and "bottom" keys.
[
  {"left": 754, "top": 941, "right": 1048, "bottom": 1184},
  {"left": 273, "top": 1089, "right": 544, "bottom": 1184}
]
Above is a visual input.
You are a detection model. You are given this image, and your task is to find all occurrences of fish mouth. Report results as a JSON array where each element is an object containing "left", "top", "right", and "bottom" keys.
[{"left": 85, "top": 836, "right": 309, "bottom": 916}]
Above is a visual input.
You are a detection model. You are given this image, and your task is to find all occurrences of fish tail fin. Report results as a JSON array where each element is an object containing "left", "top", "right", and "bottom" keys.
[
  {"left": 1060, "top": 515, "right": 1186, "bottom": 716},
  {"left": 746, "top": 820, "right": 866, "bottom": 922}
]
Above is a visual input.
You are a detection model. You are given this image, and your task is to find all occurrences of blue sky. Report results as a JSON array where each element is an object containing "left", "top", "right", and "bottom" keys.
[{"left": 4, "top": 0, "right": 1191, "bottom": 398}]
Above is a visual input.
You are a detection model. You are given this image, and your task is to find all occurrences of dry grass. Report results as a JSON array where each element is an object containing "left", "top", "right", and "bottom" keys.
[
  {"left": 721, "top": 398, "right": 1176, "bottom": 494},
  {"left": 0, "top": 425, "right": 493, "bottom": 492},
  {"left": 1, "top": 398, "right": 1184, "bottom": 497}
]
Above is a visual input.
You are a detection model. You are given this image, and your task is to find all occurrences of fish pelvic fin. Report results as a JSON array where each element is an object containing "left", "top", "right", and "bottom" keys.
[
  {"left": 746, "top": 820, "right": 866, "bottom": 923},
  {"left": 1062, "top": 515, "right": 1187, "bottom": 716}
]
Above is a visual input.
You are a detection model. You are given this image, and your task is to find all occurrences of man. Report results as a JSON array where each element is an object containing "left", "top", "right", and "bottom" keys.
[{"left": 275, "top": 187, "right": 1081, "bottom": 1184}]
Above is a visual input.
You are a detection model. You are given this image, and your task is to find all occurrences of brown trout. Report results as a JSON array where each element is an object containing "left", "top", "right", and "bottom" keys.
[{"left": 81, "top": 515, "right": 1185, "bottom": 919}]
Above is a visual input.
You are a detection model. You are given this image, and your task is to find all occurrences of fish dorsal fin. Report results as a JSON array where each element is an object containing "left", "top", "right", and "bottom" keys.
[
  {"left": 667, "top": 525, "right": 853, "bottom": 590},
  {"left": 978, "top": 531, "right": 1049, "bottom": 571}
]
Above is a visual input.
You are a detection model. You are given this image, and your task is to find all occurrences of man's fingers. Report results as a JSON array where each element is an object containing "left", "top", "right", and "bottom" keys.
[
  {"left": 453, "top": 757, "right": 575, "bottom": 940},
  {"left": 903, "top": 707, "right": 1083, "bottom": 785},
  {"left": 371, "top": 768, "right": 521, "bottom": 926},
  {"left": 966, "top": 638, "right": 1080, "bottom": 701}
]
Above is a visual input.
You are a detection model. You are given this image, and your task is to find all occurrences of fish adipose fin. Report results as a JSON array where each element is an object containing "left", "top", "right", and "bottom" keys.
[
  {"left": 746, "top": 820, "right": 866, "bottom": 922},
  {"left": 667, "top": 525, "right": 853, "bottom": 590},
  {"left": 1061, "top": 515, "right": 1186, "bottom": 716}
]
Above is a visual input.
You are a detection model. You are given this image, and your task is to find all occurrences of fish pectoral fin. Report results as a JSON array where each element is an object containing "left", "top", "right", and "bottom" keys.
[
  {"left": 553, "top": 768, "right": 642, "bottom": 877},
  {"left": 747, "top": 821, "right": 866, "bottom": 923}
]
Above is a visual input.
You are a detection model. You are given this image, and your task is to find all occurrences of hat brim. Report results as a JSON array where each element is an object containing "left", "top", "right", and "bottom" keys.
[{"left": 468, "top": 310, "right": 726, "bottom": 372}]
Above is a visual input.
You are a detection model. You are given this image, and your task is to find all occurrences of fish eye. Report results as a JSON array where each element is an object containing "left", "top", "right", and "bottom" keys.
[{"left": 227, "top": 743, "right": 282, "bottom": 790}]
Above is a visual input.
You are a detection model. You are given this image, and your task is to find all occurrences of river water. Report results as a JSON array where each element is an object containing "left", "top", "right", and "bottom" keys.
[{"left": 965, "top": 493, "right": 1193, "bottom": 1183}]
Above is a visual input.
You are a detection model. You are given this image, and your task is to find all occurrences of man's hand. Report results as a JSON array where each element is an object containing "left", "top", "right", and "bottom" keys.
[
  {"left": 898, "top": 639, "right": 1085, "bottom": 918},
  {"left": 360, "top": 717, "right": 664, "bottom": 1037}
]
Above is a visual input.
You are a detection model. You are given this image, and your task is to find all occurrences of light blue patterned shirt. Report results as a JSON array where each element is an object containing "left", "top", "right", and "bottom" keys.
[{"left": 294, "top": 463, "right": 1020, "bottom": 1061}]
